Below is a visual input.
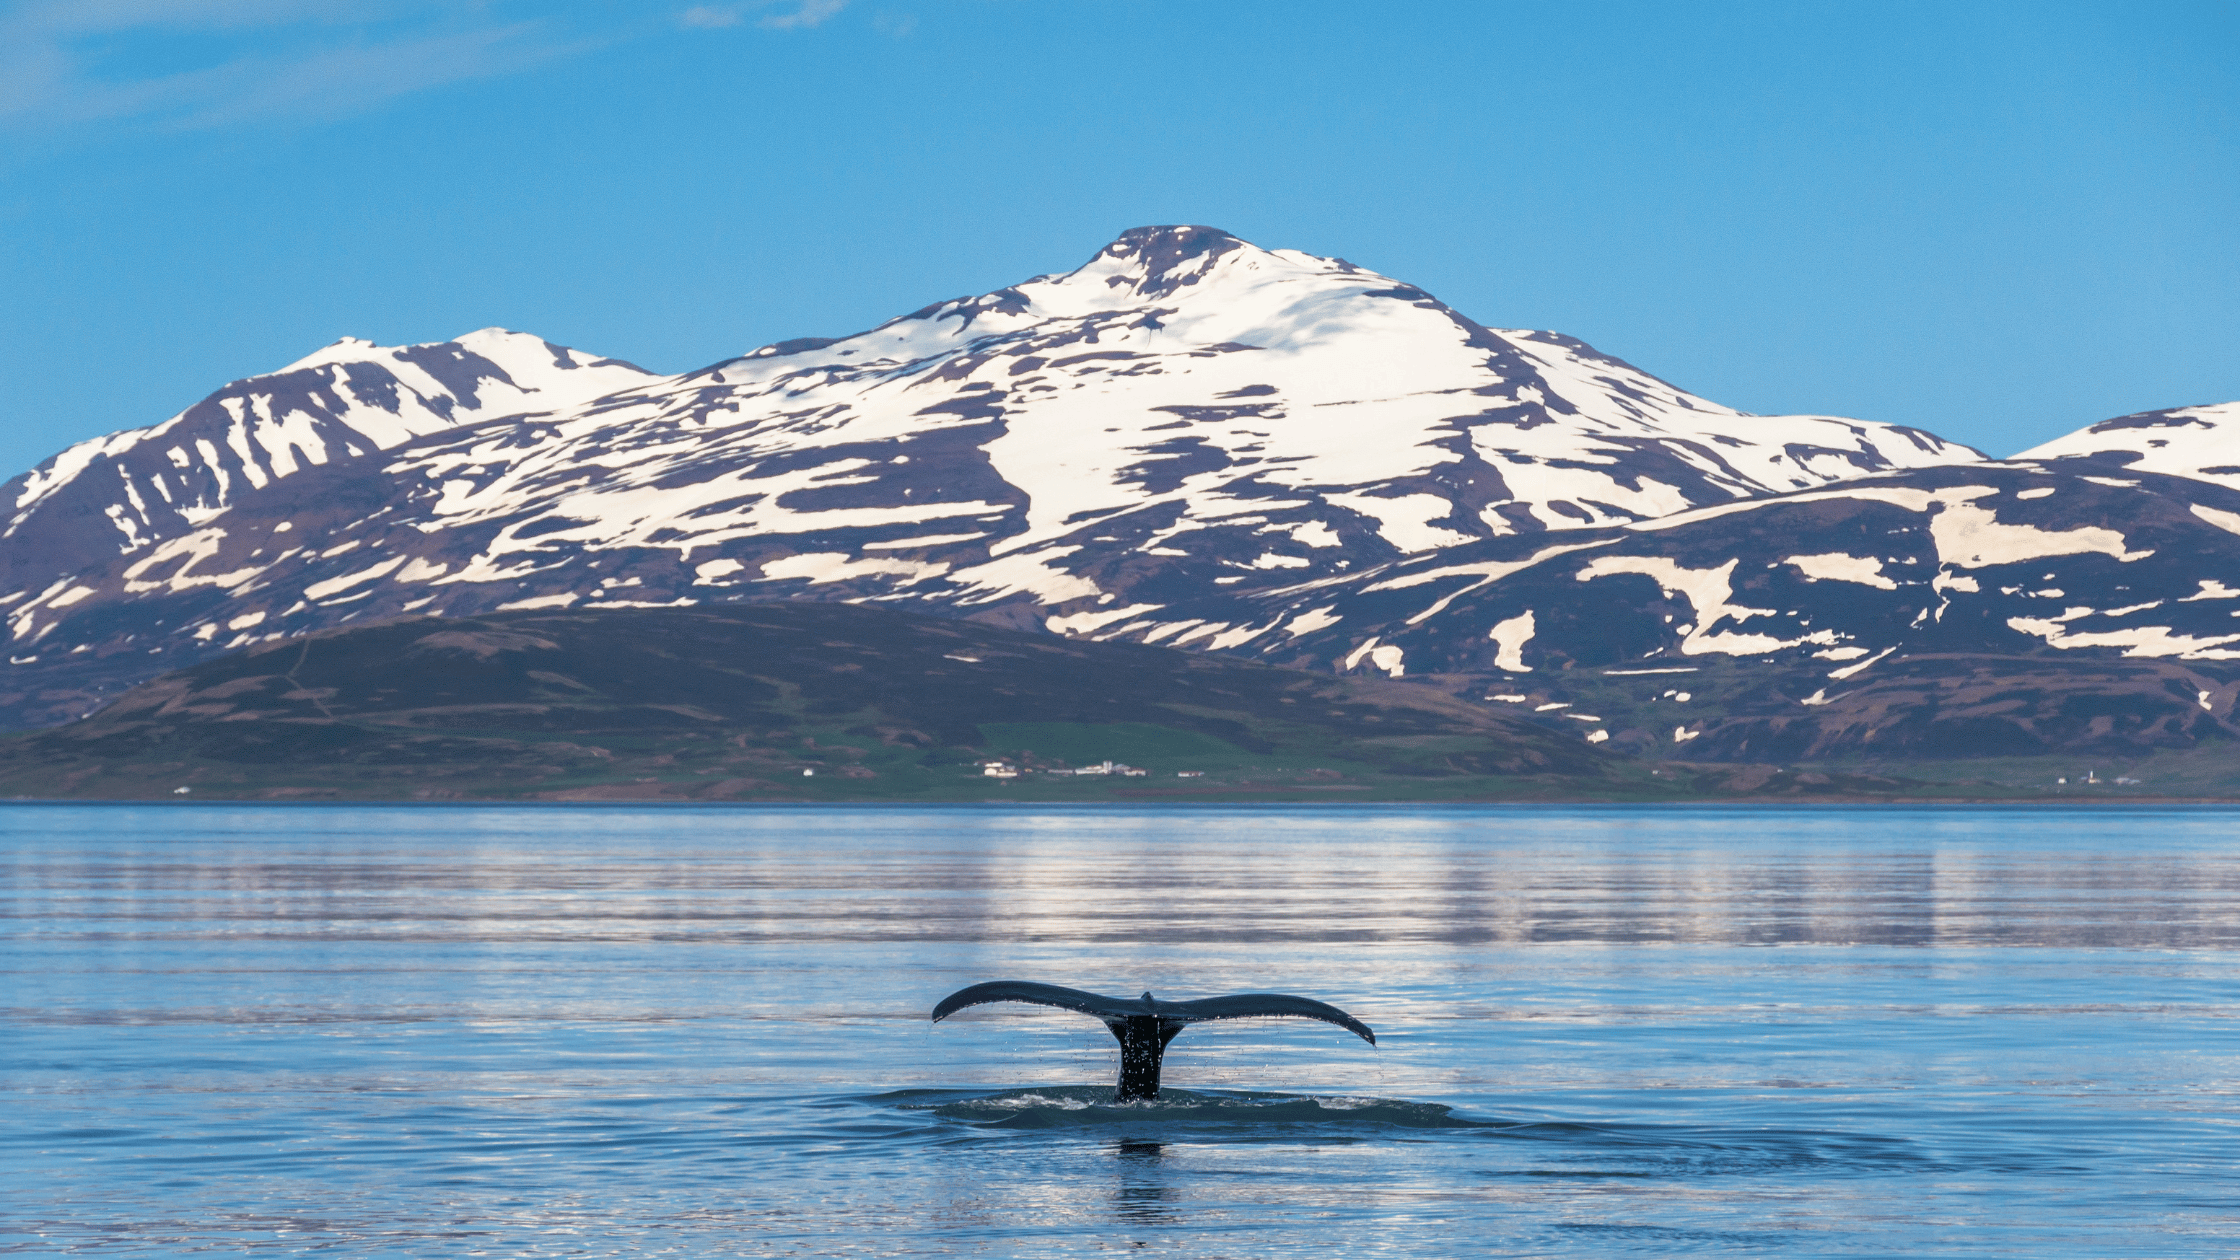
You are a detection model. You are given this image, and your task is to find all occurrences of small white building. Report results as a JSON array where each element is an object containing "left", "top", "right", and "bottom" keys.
[{"left": 1052, "top": 760, "right": 1148, "bottom": 777}]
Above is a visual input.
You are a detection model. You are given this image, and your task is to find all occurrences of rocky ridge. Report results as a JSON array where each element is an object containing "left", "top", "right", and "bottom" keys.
[{"left": 0, "top": 226, "right": 2234, "bottom": 760}]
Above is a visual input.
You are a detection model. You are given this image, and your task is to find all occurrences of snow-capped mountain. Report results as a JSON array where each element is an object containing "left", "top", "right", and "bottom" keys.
[
  {"left": 3, "top": 224, "right": 2230, "bottom": 752},
  {"left": 0, "top": 329, "right": 654, "bottom": 600},
  {"left": 1172, "top": 458, "right": 2240, "bottom": 759},
  {"left": 2014, "top": 402, "right": 2240, "bottom": 490},
  {"left": 0, "top": 225, "right": 1981, "bottom": 710},
  {"left": 330, "top": 226, "right": 1980, "bottom": 621},
  {"left": 1219, "top": 461, "right": 2240, "bottom": 678}
]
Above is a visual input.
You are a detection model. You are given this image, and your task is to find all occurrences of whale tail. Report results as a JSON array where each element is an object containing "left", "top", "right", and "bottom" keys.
[{"left": 930, "top": 981, "right": 1375, "bottom": 1101}]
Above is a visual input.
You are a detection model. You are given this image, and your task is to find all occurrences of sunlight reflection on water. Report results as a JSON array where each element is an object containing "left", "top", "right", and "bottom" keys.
[{"left": 4, "top": 804, "right": 2237, "bottom": 1256}]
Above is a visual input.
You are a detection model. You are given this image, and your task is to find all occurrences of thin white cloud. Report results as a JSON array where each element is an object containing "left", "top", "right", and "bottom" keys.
[
  {"left": 761, "top": 0, "right": 845, "bottom": 30},
  {"left": 675, "top": 0, "right": 846, "bottom": 32},
  {"left": 186, "top": 26, "right": 575, "bottom": 130},
  {"left": 0, "top": 0, "right": 856, "bottom": 136},
  {"left": 8, "top": 1, "right": 393, "bottom": 38},
  {"left": 677, "top": 5, "right": 744, "bottom": 29},
  {"left": 0, "top": 1, "right": 592, "bottom": 132}
]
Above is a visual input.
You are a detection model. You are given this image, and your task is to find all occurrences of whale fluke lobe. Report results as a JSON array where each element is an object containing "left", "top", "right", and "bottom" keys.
[
  {"left": 930, "top": 980, "right": 1374, "bottom": 1101},
  {"left": 931, "top": 981, "right": 1146, "bottom": 1024}
]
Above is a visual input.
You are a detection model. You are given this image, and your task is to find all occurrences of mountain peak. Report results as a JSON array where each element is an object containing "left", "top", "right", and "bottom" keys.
[
  {"left": 0, "top": 327, "right": 655, "bottom": 580},
  {"left": 280, "top": 336, "right": 385, "bottom": 374},
  {"left": 0, "top": 227, "right": 1994, "bottom": 731},
  {"left": 1102, "top": 223, "right": 1245, "bottom": 258},
  {"left": 2015, "top": 400, "right": 2240, "bottom": 492},
  {"left": 1077, "top": 224, "right": 1258, "bottom": 298}
]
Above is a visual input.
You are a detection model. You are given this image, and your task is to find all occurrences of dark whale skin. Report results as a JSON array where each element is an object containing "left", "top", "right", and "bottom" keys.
[{"left": 931, "top": 980, "right": 1374, "bottom": 1101}]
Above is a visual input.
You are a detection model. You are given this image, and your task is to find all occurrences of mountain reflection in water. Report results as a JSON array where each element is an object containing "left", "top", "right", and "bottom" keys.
[{"left": 4, "top": 804, "right": 2237, "bottom": 1256}]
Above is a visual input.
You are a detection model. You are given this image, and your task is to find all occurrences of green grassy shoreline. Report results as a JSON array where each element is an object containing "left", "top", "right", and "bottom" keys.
[{"left": 7, "top": 604, "right": 2237, "bottom": 805}]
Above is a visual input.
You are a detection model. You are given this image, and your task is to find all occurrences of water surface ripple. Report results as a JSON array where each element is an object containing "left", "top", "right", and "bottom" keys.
[{"left": 4, "top": 804, "right": 2236, "bottom": 1256}]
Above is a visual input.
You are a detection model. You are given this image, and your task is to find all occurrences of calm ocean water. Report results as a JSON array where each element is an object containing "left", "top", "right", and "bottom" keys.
[{"left": 4, "top": 803, "right": 2237, "bottom": 1257}]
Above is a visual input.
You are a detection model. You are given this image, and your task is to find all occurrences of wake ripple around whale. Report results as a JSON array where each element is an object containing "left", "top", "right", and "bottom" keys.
[
  {"left": 875, "top": 1087, "right": 2032, "bottom": 1177},
  {"left": 892, "top": 1086, "right": 1471, "bottom": 1132}
]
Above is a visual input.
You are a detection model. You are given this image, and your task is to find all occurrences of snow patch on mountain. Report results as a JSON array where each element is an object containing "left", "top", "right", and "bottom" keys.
[
  {"left": 1784, "top": 553, "right": 1897, "bottom": 589},
  {"left": 1927, "top": 493, "right": 2153, "bottom": 568},
  {"left": 1574, "top": 555, "right": 1813, "bottom": 656},
  {"left": 16, "top": 226, "right": 2199, "bottom": 734},
  {"left": 2015, "top": 402, "right": 2240, "bottom": 489},
  {"left": 0, "top": 330, "right": 655, "bottom": 612},
  {"left": 319, "top": 226, "right": 1986, "bottom": 617}
]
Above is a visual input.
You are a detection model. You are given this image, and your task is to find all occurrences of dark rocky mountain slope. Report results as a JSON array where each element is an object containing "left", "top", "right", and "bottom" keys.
[
  {"left": 4, "top": 226, "right": 2235, "bottom": 775},
  {"left": 0, "top": 330, "right": 651, "bottom": 608},
  {"left": 1193, "top": 462, "right": 2240, "bottom": 762},
  {"left": 0, "top": 603, "right": 1622, "bottom": 800},
  {"left": 0, "top": 226, "right": 1977, "bottom": 729},
  {"left": 1232, "top": 463, "right": 2240, "bottom": 681}
]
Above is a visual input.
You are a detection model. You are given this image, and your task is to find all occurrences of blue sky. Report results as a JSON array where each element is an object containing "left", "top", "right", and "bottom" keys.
[{"left": 0, "top": 0, "right": 2233, "bottom": 476}]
